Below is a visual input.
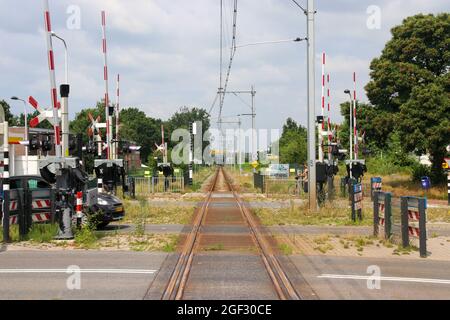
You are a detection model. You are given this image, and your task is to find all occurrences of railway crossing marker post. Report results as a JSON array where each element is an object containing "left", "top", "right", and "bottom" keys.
[
  {"left": 350, "top": 182, "right": 363, "bottom": 222},
  {"left": 373, "top": 191, "right": 392, "bottom": 239},
  {"left": 401, "top": 197, "right": 427, "bottom": 258},
  {"left": 370, "top": 177, "right": 382, "bottom": 201},
  {"left": 443, "top": 158, "right": 450, "bottom": 205}
]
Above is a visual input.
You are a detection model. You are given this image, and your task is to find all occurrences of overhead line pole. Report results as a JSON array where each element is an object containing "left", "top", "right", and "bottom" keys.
[{"left": 306, "top": 0, "right": 317, "bottom": 211}]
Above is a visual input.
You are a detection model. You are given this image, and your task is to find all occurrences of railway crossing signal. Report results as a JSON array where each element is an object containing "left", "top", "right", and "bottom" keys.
[{"left": 28, "top": 96, "right": 61, "bottom": 128}]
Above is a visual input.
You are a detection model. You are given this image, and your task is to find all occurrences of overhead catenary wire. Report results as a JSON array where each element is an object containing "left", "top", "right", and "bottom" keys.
[
  {"left": 218, "top": 0, "right": 238, "bottom": 126},
  {"left": 290, "top": 0, "right": 307, "bottom": 14}
]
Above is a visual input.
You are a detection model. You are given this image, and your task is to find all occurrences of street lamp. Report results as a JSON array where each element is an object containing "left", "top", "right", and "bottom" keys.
[
  {"left": 10, "top": 96, "right": 28, "bottom": 174},
  {"left": 344, "top": 89, "right": 353, "bottom": 179},
  {"left": 51, "top": 32, "right": 70, "bottom": 157}
]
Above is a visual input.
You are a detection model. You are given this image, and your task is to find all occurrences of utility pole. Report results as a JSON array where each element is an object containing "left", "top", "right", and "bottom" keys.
[
  {"left": 251, "top": 86, "right": 256, "bottom": 164},
  {"left": 307, "top": 0, "right": 317, "bottom": 211}
]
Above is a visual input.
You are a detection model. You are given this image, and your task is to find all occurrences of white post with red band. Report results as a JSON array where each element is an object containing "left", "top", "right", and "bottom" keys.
[
  {"left": 319, "top": 52, "right": 325, "bottom": 163},
  {"left": 76, "top": 192, "right": 83, "bottom": 219},
  {"left": 102, "top": 11, "right": 112, "bottom": 161},
  {"left": 115, "top": 74, "right": 120, "bottom": 160},
  {"left": 43, "top": 0, "right": 61, "bottom": 158},
  {"left": 327, "top": 73, "right": 332, "bottom": 162}
]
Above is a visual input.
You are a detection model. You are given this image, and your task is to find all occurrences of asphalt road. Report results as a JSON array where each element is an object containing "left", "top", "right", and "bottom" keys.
[
  {"left": 0, "top": 251, "right": 167, "bottom": 300},
  {"left": 290, "top": 255, "right": 450, "bottom": 300},
  {"left": 1, "top": 250, "right": 449, "bottom": 300}
]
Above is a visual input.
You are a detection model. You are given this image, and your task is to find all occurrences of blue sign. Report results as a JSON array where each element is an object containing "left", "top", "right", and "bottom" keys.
[
  {"left": 421, "top": 176, "right": 431, "bottom": 190},
  {"left": 269, "top": 164, "right": 290, "bottom": 178},
  {"left": 354, "top": 183, "right": 362, "bottom": 193}
]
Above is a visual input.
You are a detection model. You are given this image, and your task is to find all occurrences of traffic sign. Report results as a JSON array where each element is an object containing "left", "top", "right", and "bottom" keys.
[
  {"left": 28, "top": 96, "right": 61, "bottom": 127},
  {"left": 251, "top": 161, "right": 259, "bottom": 169},
  {"left": 443, "top": 158, "right": 450, "bottom": 170}
]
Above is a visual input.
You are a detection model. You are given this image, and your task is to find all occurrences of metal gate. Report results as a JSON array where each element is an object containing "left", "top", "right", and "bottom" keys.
[{"left": 134, "top": 176, "right": 185, "bottom": 196}]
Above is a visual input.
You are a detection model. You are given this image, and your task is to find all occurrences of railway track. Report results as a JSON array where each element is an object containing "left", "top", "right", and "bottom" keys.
[{"left": 161, "top": 167, "right": 301, "bottom": 300}]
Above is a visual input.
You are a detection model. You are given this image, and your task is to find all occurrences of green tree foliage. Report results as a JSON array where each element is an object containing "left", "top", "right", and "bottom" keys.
[
  {"left": 338, "top": 101, "right": 395, "bottom": 153},
  {"left": 278, "top": 118, "right": 307, "bottom": 165},
  {"left": 397, "top": 82, "right": 450, "bottom": 181},
  {"left": 166, "top": 107, "right": 211, "bottom": 149},
  {"left": 69, "top": 103, "right": 211, "bottom": 167},
  {"left": 363, "top": 13, "right": 450, "bottom": 182},
  {"left": 118, "top": 108, "right": 163, "bottom": 162},
  {"left": 70, "top": 101, "right": 105, "bottom": 144},
  {"left": 0, "top": 100, "right": 18, "bottom": 125}
]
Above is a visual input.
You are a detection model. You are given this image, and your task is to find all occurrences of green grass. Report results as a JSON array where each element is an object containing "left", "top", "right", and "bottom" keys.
[
  {"left": 1, "top": 224, "right": 59, "bottom": 243},
  {"left": 74, "top": 226, "right": 102, "bottom": 249},
  {"left": 204, "top": 243, "right": 225, "bottom": 251},
  {"left": 123, "top": 200, "right": 197, "bottom": 225},
  {"left": 278, "top": 243, "right": 293, "bottom": 255},
  {"left": 130, "top": 234, "right": 179, "bottom": 252},
  {"left": 253, "top": 202, "right": 372, "bottom": 227},
  {"left": 27, "top": 224, "right": 59, "bottom": 243}
]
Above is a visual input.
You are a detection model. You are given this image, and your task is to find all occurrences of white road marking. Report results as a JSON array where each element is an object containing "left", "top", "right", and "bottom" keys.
[
  {"left": 0, "top": 269, "right": 157, "bottom": 275},
  {"left": 318, "top": 274, "right": 450, "bottom": 285}
]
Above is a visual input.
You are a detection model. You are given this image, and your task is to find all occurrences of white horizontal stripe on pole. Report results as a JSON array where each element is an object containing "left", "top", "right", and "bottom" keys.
[
  {"left": 0, "top": 269, "right": 157, "bottom": 275},
  {"left": 318, "top": 274, "right": 450, "bottom": 285}
]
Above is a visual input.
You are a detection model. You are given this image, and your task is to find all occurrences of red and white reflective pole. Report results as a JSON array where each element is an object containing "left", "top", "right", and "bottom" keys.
[
  {"left": 43, "top": 0, "right": 61, "bottom": 158},
  {"left": 76, "top": 191, "right": 83, "bottom": 219},
  {"left": 102, "top": 11, "right": 112, "bottom": 160},
  {"left": 115, "top": 74, "right": 120, "bottom": 160},
  {"left": 319, "top": 52, "right": 326, "bottom": 162},
  {"left": 353, "top": 72, "right": 358, "bottom": 160},
  {"left": 327, "top": 73, "right": 332, "bottom": 162},
  {"left": 76, "top": 191, "right": 83, "bottom": 227}
]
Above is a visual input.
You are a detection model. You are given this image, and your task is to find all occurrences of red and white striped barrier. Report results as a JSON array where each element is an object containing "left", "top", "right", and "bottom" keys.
[
  {"left": 321, "top": 53, "right": 326, "bottom": 131},
  {"left": 115, "top": 74, "right": 120, "bottom": 159},
  {"left": 378, "top": 203, "right": 385, "bottom": 226},
  {"left": 32, "top": 213, "right": 52, "bottom": 223},
  {"left": 9, "top": 215, "right": 18, "bottom": 225},
  {"left": 43, "top": 0, "right": 61, "bottom": 157},
  {"left": 326, "top": 73, "right": 332, "bottom": 160},
  {"left": 408, "top": 209, "right": 420, "bottom": 221},
  {"left": 9, "top": 213, "right": 51, "bottom": 225},
  {"left": 9, "top": 201, "right": 17, "bottom": 211},
  {"left": 101, "top": 10, "right": 112, "bottom": 160},
  {"left": 32, "top": 199, "right": 51, "bottom": 209},
  {"left": 408, "top": 226, "right": 420, "bottom": 237}
]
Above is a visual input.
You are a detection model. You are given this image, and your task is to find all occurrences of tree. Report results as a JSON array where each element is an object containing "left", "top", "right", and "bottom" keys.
[
  {"left": 364, "top": 13, "right": 450, "bottom": 181},
  {"left": 397, "top": 82, "right": 450, "bottom": 181},
  {"left": 70, "top": 102, "right": 105, "bottom": 144},
  {"left": 338, "top": 101, "right": 394, "bottom": 153},
  {"left": 166, "top": 107, "right": 210, "bottom": 147},
  {"left": 278, "top": 118, "right": 307, "bottom": 165},
  {"left": 119, "top": 108, "right": 163, "bottom": 162},
  {"left": 0, "top": 100, "right": 19, "bottom": 125}
]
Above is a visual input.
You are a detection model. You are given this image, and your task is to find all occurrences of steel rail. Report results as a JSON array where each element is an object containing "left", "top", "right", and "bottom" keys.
[
  {"left": 161, "top": 168, "right": 220, "bottom": 300},
  {"left": 222, "top": 168, "right": 301, "bottom": 300}
]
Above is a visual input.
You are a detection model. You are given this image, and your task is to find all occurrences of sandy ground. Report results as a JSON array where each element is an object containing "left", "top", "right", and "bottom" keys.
[{"left": 276, "top": 233, "right": 450, "bottom": 261}]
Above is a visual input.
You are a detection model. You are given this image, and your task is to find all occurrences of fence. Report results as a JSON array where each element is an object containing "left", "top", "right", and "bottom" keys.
[
  {"left": 373, "top": 192, "right": 427, "bottom": 258},
  {"left": 134, "top": 176, "right": 185, "bottom": 196},
  {"left": 264, "top": 178, "right": 304, "bottom": 197},
  {"left": 2, "top": 188, "right": 55, "bottom": 242}
]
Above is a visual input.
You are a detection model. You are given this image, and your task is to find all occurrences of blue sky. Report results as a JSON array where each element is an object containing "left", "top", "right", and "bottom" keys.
[{"left": 0, "top": 0, "right": 448, "bottom": 135}]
